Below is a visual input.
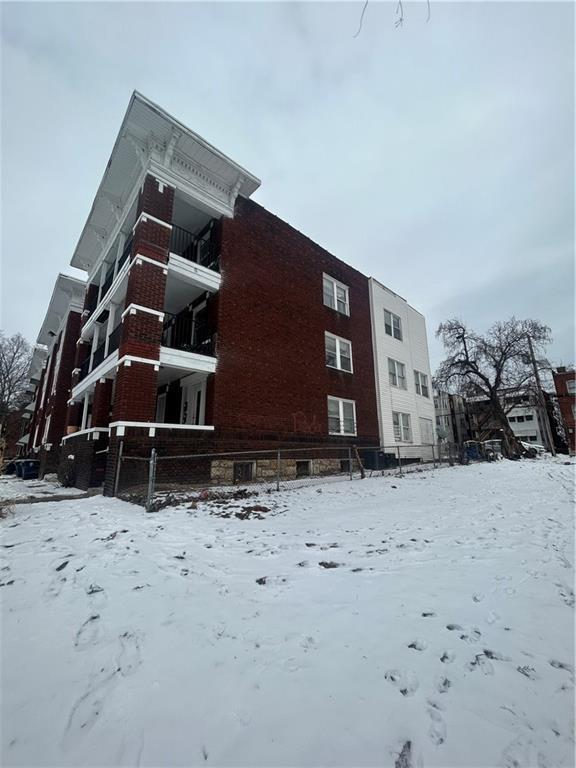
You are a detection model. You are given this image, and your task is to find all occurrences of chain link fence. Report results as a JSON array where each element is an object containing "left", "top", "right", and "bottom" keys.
[{"left": 112, "top": 441, "right": 496, "bottom": 511}]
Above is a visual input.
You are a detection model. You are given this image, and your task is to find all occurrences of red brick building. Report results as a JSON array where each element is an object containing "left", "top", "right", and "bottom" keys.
[
  {"left": 23, "top": 92, "right": 434, "bottom": 492},
  {"left": 552, "top": 367, "right": 576, "bottom": 453},
  {"left": 25, "top": 275, "right": 86, "bottom": 475}
]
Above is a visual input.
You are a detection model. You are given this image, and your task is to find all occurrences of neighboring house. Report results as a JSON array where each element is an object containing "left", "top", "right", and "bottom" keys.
[
  {"left": 369, "top": 280, "right": 436, "bottom": 451},
  {"left": 24, "top": 92, "right": 435, "bottom": 491},
  {"left": 433, "top": 390, "right": 471, "bottom": 444},
  {"left": 552, "top": 367, "right": 576, "bottom": 453},
  {"left": 467, "top": 390, "right": 551, "bottom": 449},
  {"left": 26, "top": 275, "right": 86, "bottom": 475}
]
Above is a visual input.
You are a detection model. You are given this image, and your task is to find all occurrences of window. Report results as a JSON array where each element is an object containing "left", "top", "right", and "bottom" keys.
[
  {"left": 419, "top": 417, "right": 434, "bottom": 444},
  {"left": 325, "top": 333, "right": 353, "bottom": 372},
  {"left": 388, "top": 358, "right": 407, "bottom": 389},
  {"left": 234, "top": 462, "right": 254, "bottom": 483},
  {"left": 516, "top": 415, "right": 525, "bottom": 423},
  {"left": 296, "top": 460, "right": 311, "bottom": 478},
  {"left": 384, "top": 310, "right": 402, "bottom": 340},
  {"left": 323, "top": 274, "right": 349, "bottom": 316},
  {"left": 393, "top": 411, "right": 412, "bottom": 442},
  {"left": 508, "top": 416, "right": 516, "bottom": 422},
  {"left": 567, "top": 380, "right": 576, "bottom": 395},
  {"left": 414, "top": 370, "right": 429, "bottom": 398},
  {"left": 328, "top": 397, "right": 356, "bottom": 435},
  {"left": 525, "top": 414, "right": 533, "bottom": 422}
]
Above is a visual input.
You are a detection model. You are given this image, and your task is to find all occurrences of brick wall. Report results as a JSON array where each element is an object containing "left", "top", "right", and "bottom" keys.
[
  {"left": 59, "top": 433, "right": 108, "bottom": 490},
  {"left": 111, "top": 174, "right": 174, "bottom": 426},
  {"left": 215, "top": 197, "right": 379, "bottom": 442},
  {"left": 47, "top": 311, "right": 82, "bottom": 446},
  {"left": 553, "top": 369, "right": 576, "bottom": 452}
]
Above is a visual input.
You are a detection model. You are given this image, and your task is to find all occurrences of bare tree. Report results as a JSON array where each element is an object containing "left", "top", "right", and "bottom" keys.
[
  {"left": 434, "top": 317, "right": 552, "bottom": 456},
  {"left": 0, "top": 332, "right": 32, "bottom": 431}
]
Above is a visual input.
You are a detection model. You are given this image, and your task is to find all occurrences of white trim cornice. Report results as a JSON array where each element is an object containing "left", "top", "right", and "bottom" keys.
[
  {"left": 133, "top": 211, "right": 173, "bottom": 231},
  {"left": 121, "top": 304, "right": 165, "bottom": 321},
  {"left": 61, "top": 427, "right": 110, "bottom": 443},
  {"left": 109, "top": 420, "right": 214, "bottom": 437}
]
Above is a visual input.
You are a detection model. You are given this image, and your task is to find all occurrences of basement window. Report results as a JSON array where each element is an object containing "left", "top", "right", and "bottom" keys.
[
  {"left": 296, "top": 460, "right": 311, "bottom": 478},
  {"left": 233, "top": 462, "right": 254, "bottom": 483}
]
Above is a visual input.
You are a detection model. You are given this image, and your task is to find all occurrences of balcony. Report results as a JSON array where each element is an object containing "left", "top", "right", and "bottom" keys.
[
  {"left": 77, "top": 322, "right": 123, "bottom": 383},
  {"left": 169, "top": 224, "right": 219, "bottom": 273},
  {"left": 161, "top": 312, "right": 215, "bottom": 357},
  {"left": 160, "top": 312, "right": 216, "bottom": 376}
]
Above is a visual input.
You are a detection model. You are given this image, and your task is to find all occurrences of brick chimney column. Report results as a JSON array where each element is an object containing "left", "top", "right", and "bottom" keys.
[{"left": 111, "top": 174, "right": 174, "bottom": 424}]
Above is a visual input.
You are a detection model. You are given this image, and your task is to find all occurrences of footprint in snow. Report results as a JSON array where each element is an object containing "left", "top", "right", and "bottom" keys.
[
  {"left": 440, "top": 650, "right": 455, "bottom": 664},
  {"left": 117, "top": 632, "right": 142, "bottom": 677},
  {"left": 435, "top": 676, "right": 452, "bottom": 694},
  {"left": 407, "top": 639, "right": 427, "bottom": 652},
  {"left": 517, "top": 665, "right": 538, "bottom": 680},
  {"left": 384, "top": 669, "right": 419, "bottom": 697},
  {"left": 427, "top": 703, "right": 447, "bottom": 745},
  {"left": 74, "top": 615, "right": 101, "bottom": 649},
  {"left": 472, "top": 593, "right": 485, "bottom": 603},
  {"left": 548, "top": 659, "right": 574, "bottom": 677},
  {"left": 459, "top": 628, "right": 482, "bottom": 644},
  {"left": 62, "top": 665, "right": 118, "bottom": 747},
  {"left": 446, "top": 623, "right": 463, "bottom": 632},
  {"left": 467, "top": 653, "right": 494, "bottom": 676}
]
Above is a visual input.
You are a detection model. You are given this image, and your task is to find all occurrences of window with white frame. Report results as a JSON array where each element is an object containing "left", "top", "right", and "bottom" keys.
[
  {"left": 414, "top": 370, "right": 429, "bottom": 397},
  {"left": 388, "top": 358, "right": 407, "bottom": 389},
  {"left": 567, "top": 380, "right": 576, "bottom": 395},
  {"left": 392, "top": 411, "right": 412, "bottom": 442},
  {"left": 327, "top": 396, "right": 356, "bottom": 435},
  {"left": 323, "top": 274, "right": 350, "bottom": 316},
  {"left": 384, "top": 309, "right": 402, "bottom": 340},
  {"left": 325, "top": 333, "right": 353, "bottom": 372}
]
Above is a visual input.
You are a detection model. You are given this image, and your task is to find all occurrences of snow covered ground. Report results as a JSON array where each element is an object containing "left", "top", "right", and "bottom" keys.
[
  {"left": 0, "top": 474, "right": 85, "bottom": 502},
  {"left": 1, "top": 458, "right": 574, "bottom": 767}
]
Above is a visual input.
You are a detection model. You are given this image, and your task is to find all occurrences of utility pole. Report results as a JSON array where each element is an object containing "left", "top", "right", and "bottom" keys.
[{"left": 527, "top": 334, "right": 556, "bottom": 456}]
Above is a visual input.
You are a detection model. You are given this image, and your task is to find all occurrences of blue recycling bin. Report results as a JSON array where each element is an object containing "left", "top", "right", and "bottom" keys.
[
  {"left": 21, "top": 460, "right": 40, "bottom": 480},
  {"left": 14, "top": 460, "right": 24, "bottom": 478}
]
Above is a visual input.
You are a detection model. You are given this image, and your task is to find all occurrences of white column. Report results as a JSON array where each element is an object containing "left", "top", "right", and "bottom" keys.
[
  {"left": 113, "top": 234, "right": 126, "bottom": 281},
  {"left": 81, "top": 394, "right": 90, "bottom": 430},
  {"left": 104, "top": 304, "right": 117, "bottom": 357}
]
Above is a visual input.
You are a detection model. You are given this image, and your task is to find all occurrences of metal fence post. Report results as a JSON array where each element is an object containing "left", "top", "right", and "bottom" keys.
[
  {"left": 113, "top": 439, "right": 123, "bottom": 497},
  {"left": 276, "top": 449, "right": 281, "bottom": 492},
  {"left": 432, "top": 443, "right": 437, "bottom": 469},
  {"left": 348, "top": 447, "right": 353, "bottom": 480},
  {"left": 448, "top": 443, "right": 454, "bottom": 467},
  {"left": 397, "top": 446, "right": 403, "bottom": 476},
  {"left": 146, "top": 448, "right": 157, "bottom": 512}
]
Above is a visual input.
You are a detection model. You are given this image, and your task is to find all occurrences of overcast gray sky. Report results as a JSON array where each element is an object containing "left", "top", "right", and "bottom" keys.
[{"left": 1, "top": 1, "right": 574, "bottom": 368}]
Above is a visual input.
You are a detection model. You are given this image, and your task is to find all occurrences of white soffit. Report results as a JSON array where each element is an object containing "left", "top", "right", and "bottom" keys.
[
  {"left": 36, "top": 274, "right": 86, "bottom": 347},
  {"left": 70, "top": 91, "right": 261, "bottom": 272}
]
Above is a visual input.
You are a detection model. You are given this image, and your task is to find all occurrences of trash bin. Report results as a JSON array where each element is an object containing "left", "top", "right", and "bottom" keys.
[
  {"left": 21, "top": 460, "right": 40, "bottom": 480},
  {"left": 14, "top": 460, "right": 24, "bottom": 478}
]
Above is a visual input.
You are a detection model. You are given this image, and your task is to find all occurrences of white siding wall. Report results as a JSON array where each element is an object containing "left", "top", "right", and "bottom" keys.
[{"left": 369, "top": 278, "right": 436, "bottom": 448}]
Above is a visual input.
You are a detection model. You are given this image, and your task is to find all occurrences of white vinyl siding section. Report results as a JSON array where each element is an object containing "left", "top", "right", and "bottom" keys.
[
  {"left": 325, "top": 333, "right": 353, "bottom": 373},
  {"left": 323, "top": 274, "right": 350, "bottom": 316},
  {"left": 369, "top": 278, "right": 436, "bottom": 450},
  {"left": 419, "top": 417, "right": 434, "bottom": 444},
  {"left": 327, "top": 396, "right": 356, "bottom": 436}
]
